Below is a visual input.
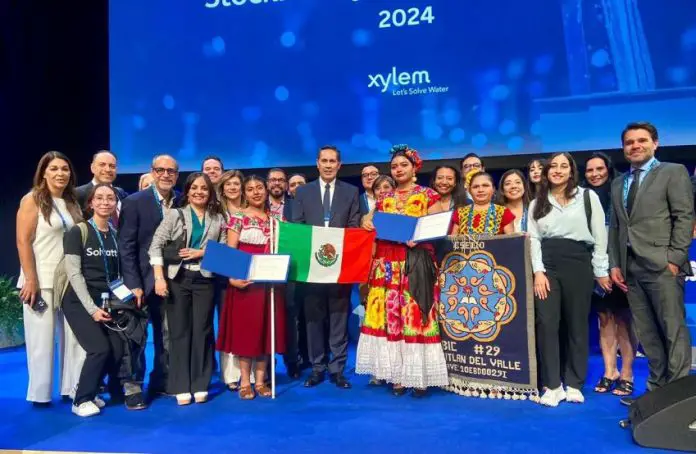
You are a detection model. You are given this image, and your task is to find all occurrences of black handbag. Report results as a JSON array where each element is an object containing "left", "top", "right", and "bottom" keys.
[{"left": 161, "top": 209, "right": 187, "bottom": 265}]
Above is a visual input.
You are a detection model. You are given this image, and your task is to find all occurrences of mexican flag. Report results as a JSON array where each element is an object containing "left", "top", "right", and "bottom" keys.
[{"left": 276, "top": 222, "right": 376, "bottom": 283}]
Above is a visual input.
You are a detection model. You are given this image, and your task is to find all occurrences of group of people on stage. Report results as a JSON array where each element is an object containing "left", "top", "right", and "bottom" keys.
[{"left": 15, "top": 121, "right": 693, "bottom": 416}]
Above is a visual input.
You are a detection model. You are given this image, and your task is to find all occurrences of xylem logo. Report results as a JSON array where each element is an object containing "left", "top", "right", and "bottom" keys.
[
  {"left": 205, "top": 0, "right": 283, "bottom": 8},
  {"left": 368, "top": 67, "right": 431, "bottom": 93}
]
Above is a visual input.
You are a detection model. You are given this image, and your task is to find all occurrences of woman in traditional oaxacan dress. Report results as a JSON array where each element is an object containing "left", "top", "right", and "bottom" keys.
[
  {"left": 357, "top": 146, "right": 448, "bottom": 397},
  {"left": 451, "top": 172, "right": 516, "bottom": 235},
  {"left": 216, "top": 175, "right": 286, "bottom": 400},
  {"left": 496, "top": 169, "right": 531, "bottom": 233}
]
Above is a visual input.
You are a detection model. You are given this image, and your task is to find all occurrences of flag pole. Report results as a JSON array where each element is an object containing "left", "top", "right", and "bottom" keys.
[{"left": 270, "top": 216, "right": 276, "bottom": 399}]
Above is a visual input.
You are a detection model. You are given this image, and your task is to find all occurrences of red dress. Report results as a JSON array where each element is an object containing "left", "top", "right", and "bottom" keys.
[{"left": 216, "top": 213, "right": 286, "bottom": 357}]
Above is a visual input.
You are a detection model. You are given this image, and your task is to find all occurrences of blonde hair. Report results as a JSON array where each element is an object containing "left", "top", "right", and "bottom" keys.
[{"left": 217, "top": 170, "right": 246, "bottom": 216}]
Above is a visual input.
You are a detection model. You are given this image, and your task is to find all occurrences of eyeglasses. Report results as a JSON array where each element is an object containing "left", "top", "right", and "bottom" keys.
[
  {"left": 462, "top": 163, "right": 482, "bottom": 171},
  {"left": 268, "top": 178, "right": 287, "bottom": 184},
  {"left": 153, "top": 167, "right": 177, "bottom": 176},
  {"left": 361, "top": 172, "right": 379, "bottom": 178}
]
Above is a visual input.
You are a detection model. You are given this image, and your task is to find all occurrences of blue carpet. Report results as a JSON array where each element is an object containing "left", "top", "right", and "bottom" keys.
[{"left": 0, "top": 345, "right": 675, "bottom": 454}]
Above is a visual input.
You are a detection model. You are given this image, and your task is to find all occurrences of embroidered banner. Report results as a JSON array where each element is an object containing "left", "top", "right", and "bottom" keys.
[{"left": 437, "top": 233, "right": 538, "bottom": 399}]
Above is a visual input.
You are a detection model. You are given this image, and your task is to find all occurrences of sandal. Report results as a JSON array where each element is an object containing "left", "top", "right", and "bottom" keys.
[
  {"left": 612, "top": 379, "right": 634, "bottom": 396},
  {"left": 238, "top": 385, "right": 255, "bottom": 400},
  {"left": 255, "top": 384, "right": 272, "bottom": 398},
  {"left": 594, "top": 377, "right": 617, "bottom": 393},
  {"left": 227, "top": 383, "right": 239, "bottom": 392}
]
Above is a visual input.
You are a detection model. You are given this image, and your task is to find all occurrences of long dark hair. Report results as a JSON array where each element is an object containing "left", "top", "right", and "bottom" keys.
[
  {"left": 84, "top": 183, "right": 119, "bottom": 219},
  {"left": 496, "top": 169, "right": 531, "bottom": 207},
  {"left": 430, "top": 165, "right": 468, "bottom": 208},
  {"left": 533, "top": 152, "right": 579, "bottom": 220},
  {"left": 182, "top": 172, "right": 223, "bottom": 215},
  {"left": 526, "top": 158, "right": 545, "bottom": 198},
  {"left": 242, "top": 174, "right": 270, "bottom": 213},
  {"left": 32, "top": 151, "right": 82, "bottom": 224},
  {"left": 582, "top": 152, "right": 617, "bottom": 187}
]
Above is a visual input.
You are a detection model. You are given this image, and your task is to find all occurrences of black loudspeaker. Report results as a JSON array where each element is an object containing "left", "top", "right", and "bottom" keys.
[{"left": 629, "top": 375, "right": 696, "bottom": 452}]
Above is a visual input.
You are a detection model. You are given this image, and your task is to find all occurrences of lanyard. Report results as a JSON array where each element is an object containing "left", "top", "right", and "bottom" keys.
[
  {"left": 88, "top": 219, "right": 120, "bottom": 283},
  {"left": 152, "top": 186, "right": 164, "bottom": 219},
  {"left": 622, "top": 158, "right": 659, "bottom": 208},
  {"left": 468, "top": 203, "right": 495, "bottom": 233},
  {"left": 520, "top": 207, "right": 528, "bottom": 232},
  {"left": 52, "top": 200, "right": 70, "bottom": 232}
]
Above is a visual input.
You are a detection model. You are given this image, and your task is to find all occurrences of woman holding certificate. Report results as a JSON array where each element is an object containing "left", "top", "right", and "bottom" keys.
[
  {"left": 216, "top": 175, "right": 286, "bottom": 400},
  {"left": 450, "top": 172, "right": 516, "bottom": 235},
  {"left": 149, "top": 173, "right": 227, "bottom": 406},
  {"left": 357, "top": 145, "right": 448, "bottom": 397}
]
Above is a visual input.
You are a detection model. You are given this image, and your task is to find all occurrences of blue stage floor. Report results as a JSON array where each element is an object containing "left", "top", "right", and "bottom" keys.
[{"left": 0, "top": 345, "right": 675, "bottom": 454}]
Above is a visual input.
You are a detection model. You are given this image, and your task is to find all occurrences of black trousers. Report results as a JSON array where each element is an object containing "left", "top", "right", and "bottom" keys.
[
  {"left": 303, "top": 283, "right": 350, "bottom": 375},
  {"left": 138, "top": 291, "right": 169, "bottom": 392},
  {"left": 166, "top": 270, "right": 216, "bottom": 394},
  {"left": 284, "top": 282, "right": 308, "bottom": 368},
  {"left": 535, "top": 239, "right": 594, "bottom": 390},
  {"left": 626, "top": 251, "right": 692, "bottom": 390},
  {"left": 63, "top": 292, "right": 124, "bottom": 406}
]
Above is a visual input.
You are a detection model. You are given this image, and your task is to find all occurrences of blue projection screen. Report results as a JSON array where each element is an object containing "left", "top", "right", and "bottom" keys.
[{"left": 109, "top": 0, "right": 696, "bottom": 172}]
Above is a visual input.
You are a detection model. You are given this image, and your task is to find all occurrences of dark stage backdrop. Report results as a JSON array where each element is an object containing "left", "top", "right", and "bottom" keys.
[{"left": 1, "top": 1, "right": 695, "bottom": 279}]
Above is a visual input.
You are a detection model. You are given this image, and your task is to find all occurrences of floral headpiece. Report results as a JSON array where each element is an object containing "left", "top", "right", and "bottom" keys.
[
  {"left": 390, "top": 144, "right": 423, "bottom": 172},
  {"left": 464, "top": 169, "right": 482, "bottom": 188}
]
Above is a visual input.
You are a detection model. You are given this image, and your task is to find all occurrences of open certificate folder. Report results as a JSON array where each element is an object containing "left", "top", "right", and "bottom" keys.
[
  {"left": 201, "top": 241, "right": 290, "bottom": 282},
  {"left": 373, "top": 210, "right": 453, "bottom": 243}
]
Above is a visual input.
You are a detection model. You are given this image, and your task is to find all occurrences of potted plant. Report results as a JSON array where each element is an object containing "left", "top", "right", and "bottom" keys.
[{"left": 0, "top": 276, "right": 24, "bottom": 348}]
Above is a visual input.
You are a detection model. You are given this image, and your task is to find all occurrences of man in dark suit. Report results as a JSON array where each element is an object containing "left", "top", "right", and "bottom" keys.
[
  {"left": 75, "top": 150, "right": 128, "bottom": 219},
  {"left": 292, "top": 145, "right": 361, "bottom": 389},
  {"left": 608, "top": 122, "right": 694, "bottom": 405},
  {"left": 119, "top": 154, "right": 180, "bottom": 403},
  {"left": 281, "top": 173, "right": 310, "bottom": 378}
]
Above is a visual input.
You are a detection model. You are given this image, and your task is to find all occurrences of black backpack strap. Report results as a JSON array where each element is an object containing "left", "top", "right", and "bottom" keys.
[
  {"left": 176, "top": 208, "right": 188, "bottom": 247},
  {"left": 583, "top": 188, "right": 592, "bottom": 235}
]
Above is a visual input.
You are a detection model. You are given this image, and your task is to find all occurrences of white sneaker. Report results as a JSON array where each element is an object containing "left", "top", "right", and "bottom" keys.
[
  {"left": 93, "top": 396, "right": 106, "bottom": 408},
  {"left": 194, "top": 391, "right": 208, "bottom": 403},
  {"left": 176, "top": 393, "right": 192, "bottom": 406},
  {"left": 539, "top": 387, "right": 566, "bottom": 407},
  {"left": 565, "top": 386, "right": 585, "bottom": 403},
  {"left": 72, "top": 401, "right": 101, "bottom": 417}
]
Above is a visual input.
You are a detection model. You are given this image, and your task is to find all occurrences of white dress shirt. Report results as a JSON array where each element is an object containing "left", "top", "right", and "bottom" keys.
[
  {"left": 527, "top": 187, "right": 609, "bottom": 278},
  {"left": 319, "top": 178, "right": 336, "bottom": 227},
  {"left": 153, "top": 186, "right": 175, "bottom": 216}
]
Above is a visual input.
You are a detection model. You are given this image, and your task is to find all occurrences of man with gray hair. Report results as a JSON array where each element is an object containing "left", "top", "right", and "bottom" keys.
[{"left": 119, "top": 154, "right": 180, "bottom": 408}]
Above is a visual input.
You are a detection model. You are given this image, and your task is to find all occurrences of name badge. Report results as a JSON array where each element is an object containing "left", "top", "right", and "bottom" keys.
[{"left": 109, "top": 278, "right": 134, "bottom": 303}]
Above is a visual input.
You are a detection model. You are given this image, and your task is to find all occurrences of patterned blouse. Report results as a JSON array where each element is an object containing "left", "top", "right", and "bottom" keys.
[
  {"left": 452, "top": 203, "right": 515, "bottom": 235},
  {"left": 227, "top": 211, "right": 271, "bottom": 246},
  {"left": 377, "top": 185, "right": 440, "bottom": 216}
]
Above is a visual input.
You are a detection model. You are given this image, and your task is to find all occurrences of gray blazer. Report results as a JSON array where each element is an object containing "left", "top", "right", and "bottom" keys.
[
  {"left": 148, "top": 207, "right": 227, "bottom": 279},
  {"left": 608, "top": 162, "right": 694, "bottom": 276}
]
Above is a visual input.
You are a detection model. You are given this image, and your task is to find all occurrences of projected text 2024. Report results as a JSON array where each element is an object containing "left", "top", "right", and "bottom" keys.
[{"left": 378, "top": 6, "right": 434, "bottom": 29}]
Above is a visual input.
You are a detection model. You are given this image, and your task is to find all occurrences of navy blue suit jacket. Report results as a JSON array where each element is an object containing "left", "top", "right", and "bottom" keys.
[
  {"left": 282, "top": 195, "right": 294, "bottom": 222},
  {"left": 359, "top": 192, "right": 372, "bottom": 216},
  {"left": 75, "top": 181, "right": 128, "bottom": 212},
  {"left": 291, "top": 179, "right": 360, "bottom": 228},
  {"left": 118, "top": 188, "right": 179, "bottom": 296}
]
